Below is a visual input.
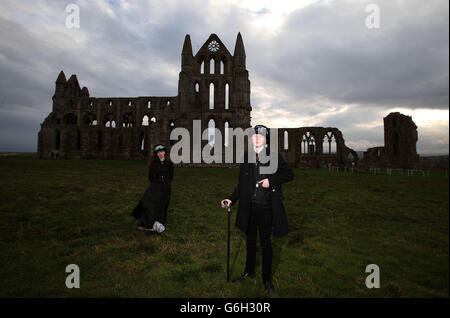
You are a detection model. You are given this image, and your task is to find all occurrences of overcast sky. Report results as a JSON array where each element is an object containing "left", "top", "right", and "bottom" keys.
[{"left": 0, "top": 0, "right": 448, "bottom": 155}]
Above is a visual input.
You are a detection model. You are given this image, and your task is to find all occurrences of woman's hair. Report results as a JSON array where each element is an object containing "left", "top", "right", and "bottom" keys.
[{"left": 149, "top": 151, "right": 161, "bottom": 173}]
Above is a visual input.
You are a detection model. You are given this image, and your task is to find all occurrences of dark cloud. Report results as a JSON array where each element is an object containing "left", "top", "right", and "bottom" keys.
[{"left": 0, "top": 0, "right": 448, "bottom": 154}]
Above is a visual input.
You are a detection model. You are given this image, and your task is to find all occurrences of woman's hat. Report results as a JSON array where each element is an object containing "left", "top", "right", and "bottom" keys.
[
  {"left": 153, "top": 144, "right": 167, "bottom": 153},
  {"left": 253, "top": 124, "right": 269, "bottom": 137}
]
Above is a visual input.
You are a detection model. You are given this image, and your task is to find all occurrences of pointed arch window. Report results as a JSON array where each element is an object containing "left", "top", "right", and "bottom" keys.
[
  {"left": 284, "top": 131, "right": 288, "bottom": 150},
  {"left": 210, "top": 58, "right": 215, "bottom": 74},
  {"left": 301, "top": 131, "right": 315, "bottom": 154},
  {"left": 224, "top": 121, "right": 230, "bottom": 147},
  {"left": 200, "top": 60, "right": 204, "bottom": 74},
  {"left": 324, "top": 132, "right": 337, "bottom": 154},
  {"left": 142, "top": 115, "right": 149, "bottom": 126},
  {"left": 220, "top": 60, "right": 225, "bottom": 74},
  {"left": 209, "top": 83, "right": 215, "bottom": 110},
  {"left": 140, "top": 133, "right": 145, "bottom": 151},
  {"left": 208, "top": 119, "right": 215, "bottom": 145},
  {"left": 225, "top": 83, "right": 229, "bottom": 110}
]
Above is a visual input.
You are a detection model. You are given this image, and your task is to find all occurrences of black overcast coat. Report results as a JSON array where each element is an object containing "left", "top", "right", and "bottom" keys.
[
  {"left": 228, "top": 152, "right": 294, "bottom": 237},
  {"left": 132, "top": 160, "right": 174, "bottom": 226}
]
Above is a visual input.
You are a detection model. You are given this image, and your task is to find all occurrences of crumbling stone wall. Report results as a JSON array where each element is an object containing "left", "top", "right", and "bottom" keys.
[
  {"left": 363, "top": 112, "right": 420, "bottom": 169},
  {"left": 38, "top": 33, "right": 356, "bottom": 168}
]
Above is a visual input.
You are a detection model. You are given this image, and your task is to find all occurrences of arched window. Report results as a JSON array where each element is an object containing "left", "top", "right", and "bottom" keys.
[
  {"left": 111, "top": 120, "right": 116, "bottom": 128},
  {"left": 169, "top": 121, "right": 176, "bottom": 145},
  {"left": 209, "top": 83, "right": 215, "bottom": 110},
  {"left": 122, "top": 113, "right": 133, "bottom": 128},
  {"left": 324, "top": 132, "right": 337, "bottom": 154},
  {"left": 142, "top": 115, "right": 149, "bottom": 126},
  {"left": 284, "top": 131, "right": 288, "bottom": 150},
  {"left": 301, "top": 131, "right": 315, "bottom": 154},
  {"left": 210, "top": 58, "right": 215, "bottom": 74},
  {"left": 109, "top": 100, "right": 112, "bottom": 107},
  {"left": 139, "top": 133, "right": 145, "bottom": 151},
  {"left": 92, "top": 120, "right": 97, "bottom": 126},
  {"left": 208, "top": 119, "right": 215, "bottom": 145},
  {"left": 150, "top": 116, "right": 156, "bottom": 123},
  {"left": 195, "top": 82, "right": 200, "bottom": 93},
  {"left": 224, "top": 121, "right": 230, "bottom": 147},
  {"left": 220, "top": 60, "right": 225, "bottom": 74},
  {"left": 147, "top": 100, "right": 151, "bottom": 109},
  {"left": 128, "top": 100, "right": 132, "bottom": 107},
  {"left": 200, "top": 60, "right": 204, "bottom": 74},
  {"left": 167, "top": 100, "right": 171, "bottom": 106},
  {"left": 225, "top": 83, "right": 229, "bottom": 110}
]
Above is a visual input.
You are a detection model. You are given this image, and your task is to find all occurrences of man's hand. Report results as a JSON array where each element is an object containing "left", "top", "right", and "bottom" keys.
[
  {"left": 258, "top": 178, "right": 270, "bottom": 188},
  {"left": 221, "top": 199, "right": 232, "bottom": 208}
]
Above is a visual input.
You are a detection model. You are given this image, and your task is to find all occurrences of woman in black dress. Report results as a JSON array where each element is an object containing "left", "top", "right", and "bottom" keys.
[{"left": 132, "top": 144, "right": 174, "bottom": 234}]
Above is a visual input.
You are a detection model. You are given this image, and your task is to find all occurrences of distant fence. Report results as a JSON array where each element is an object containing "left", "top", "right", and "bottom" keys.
[{"left": 327, "top": 165, "right": 448, "bottom": 177}]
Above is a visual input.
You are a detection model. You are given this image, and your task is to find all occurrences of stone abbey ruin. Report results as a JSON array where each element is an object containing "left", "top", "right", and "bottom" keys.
[
  {"left": 37, "top": 33, "right": 419, "bottom": 169},
  {"left": 363, "top": 112, "right": 420, "bottom": 169}
]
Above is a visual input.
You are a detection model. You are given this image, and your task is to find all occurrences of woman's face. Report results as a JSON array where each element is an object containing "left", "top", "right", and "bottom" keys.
[{"left": 157, "top": 150, "right": 165, "bottom": 161}]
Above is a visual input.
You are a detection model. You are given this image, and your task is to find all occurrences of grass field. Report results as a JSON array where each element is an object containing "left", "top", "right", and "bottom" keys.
[{"left": 0, "top": 155, "right": 448, "bottom": 298}]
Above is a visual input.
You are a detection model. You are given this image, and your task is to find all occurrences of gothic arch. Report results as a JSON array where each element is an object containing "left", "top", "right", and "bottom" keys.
[
  {"left": 301, "top": 131, "right": 316, "bottom": 155},
  {"left": 323, "top": 131, "right": 337, "bottom": 154}
]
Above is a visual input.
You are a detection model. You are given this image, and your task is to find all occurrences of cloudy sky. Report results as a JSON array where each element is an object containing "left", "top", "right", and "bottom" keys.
[{"left": 0, "top": 0, "right": 448, "bottom": 155}]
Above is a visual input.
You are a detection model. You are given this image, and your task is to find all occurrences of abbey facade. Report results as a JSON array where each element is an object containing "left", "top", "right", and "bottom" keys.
[{"left": 38, "top": 33, "right": 357, "bottom": 168}]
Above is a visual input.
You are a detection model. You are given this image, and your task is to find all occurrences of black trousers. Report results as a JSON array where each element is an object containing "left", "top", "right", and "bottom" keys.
[{"left": 245, "top": 201, "right": 273, "bottom": 282}]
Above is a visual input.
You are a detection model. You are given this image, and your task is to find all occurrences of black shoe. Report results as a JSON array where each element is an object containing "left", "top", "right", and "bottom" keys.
[
  {"left": 232, "top": 272, "right": 256, "bottom": 283},
  {"left": 264, "top": 281, "right": 275, "bottom": 295}
]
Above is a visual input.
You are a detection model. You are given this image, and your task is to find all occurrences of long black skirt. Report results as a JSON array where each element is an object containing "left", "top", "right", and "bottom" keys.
[{"left": 131, "top": 183, "right": 171, "bottom": 228}]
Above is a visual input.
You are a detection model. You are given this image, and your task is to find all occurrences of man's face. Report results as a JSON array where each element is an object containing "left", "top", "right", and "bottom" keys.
[{"left": 251, "top": 133, "right": 266, "bottom": 148}]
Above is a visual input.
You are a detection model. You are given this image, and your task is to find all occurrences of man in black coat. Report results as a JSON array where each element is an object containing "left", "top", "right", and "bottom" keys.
[{"left": 221, "top": 125, "right": 294, "bottom": 295}]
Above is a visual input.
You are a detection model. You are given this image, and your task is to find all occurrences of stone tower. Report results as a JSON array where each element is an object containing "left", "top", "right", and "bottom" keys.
[
  {"left": 38, "top": 33, "right": 252, "bottom": 162},
  {"left": 38, "top": 32, "right": 357, "bottom": 168},
  {"left": 383, "top": 112, "right": 420, "bottom": 169},
  {"left": 363, "top": 112, "right": 420, "bottom": 169}
]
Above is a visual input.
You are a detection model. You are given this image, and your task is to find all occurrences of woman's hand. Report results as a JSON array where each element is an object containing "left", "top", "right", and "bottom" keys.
[
  {"left": 221, "top": 199, "right": 232, "bottom": 208},
  {"left": 258, "top": 178, "right": 270, "bottom": 188}
]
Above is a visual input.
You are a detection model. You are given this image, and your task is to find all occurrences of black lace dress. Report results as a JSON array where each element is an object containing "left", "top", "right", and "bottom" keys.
[{"left": 132, "top": 160, "right": 174, "bottom": 228}]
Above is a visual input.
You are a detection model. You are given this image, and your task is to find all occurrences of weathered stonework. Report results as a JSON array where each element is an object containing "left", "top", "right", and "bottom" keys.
[
  {"left": 38, "top": 33, "right": 356, "bottom": 168},
  {"left": 363, "top": 112, "right": 420, "bottom": 169}
]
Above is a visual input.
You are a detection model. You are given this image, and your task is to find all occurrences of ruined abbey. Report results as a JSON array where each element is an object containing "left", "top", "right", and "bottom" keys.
[{"left": 38, "top": 33, "right": 364, "bottom": 168}]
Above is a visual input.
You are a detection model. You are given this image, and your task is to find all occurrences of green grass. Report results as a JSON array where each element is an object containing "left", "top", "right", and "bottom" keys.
[{"left": 0, "top": 155, "right": 448, "bottom": 298}]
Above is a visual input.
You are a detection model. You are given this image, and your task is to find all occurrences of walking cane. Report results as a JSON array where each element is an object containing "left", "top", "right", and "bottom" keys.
[{"left": 222, "top": 202, "right": 231, "bottom": 282}]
